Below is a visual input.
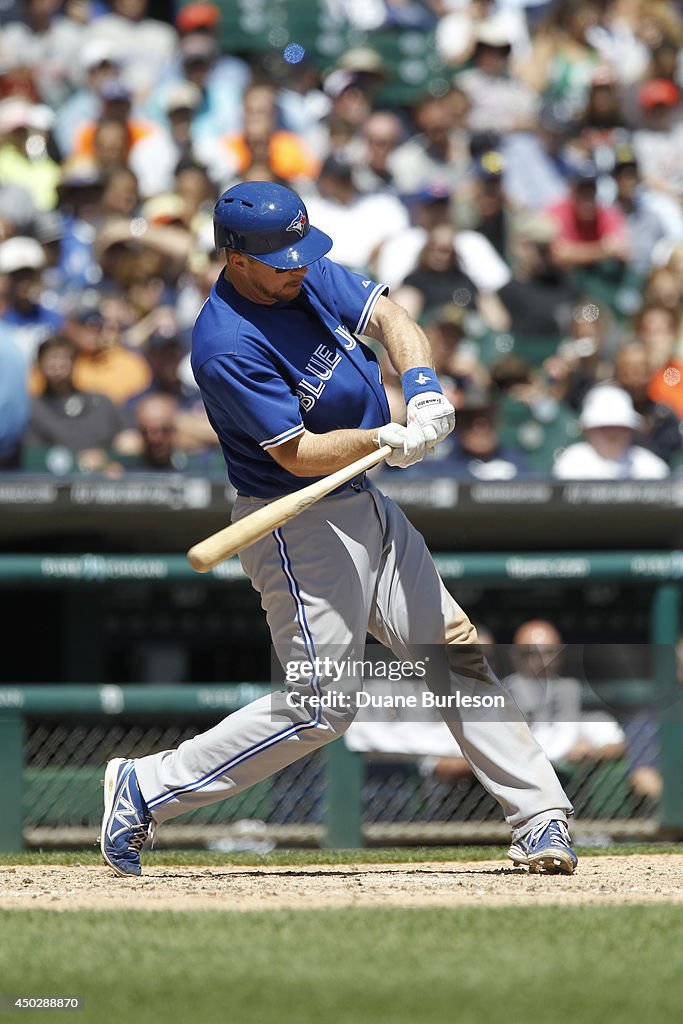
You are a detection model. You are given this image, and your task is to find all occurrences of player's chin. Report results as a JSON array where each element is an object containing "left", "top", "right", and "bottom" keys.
[{"left": 280, "top": 279, "right": 305, "bottom": 297}]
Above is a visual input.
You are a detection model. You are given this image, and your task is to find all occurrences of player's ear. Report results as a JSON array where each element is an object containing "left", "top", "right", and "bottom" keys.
[{"left": 226, "top": 250, "right": 245, "bottom": 272}]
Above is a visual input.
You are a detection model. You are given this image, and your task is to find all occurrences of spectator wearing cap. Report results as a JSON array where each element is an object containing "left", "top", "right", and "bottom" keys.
[
  {"left": 320, "top": 47, "right": 389, "bottom": 148},
  {"left": 544, "top": 158, "right": 631, "bottom": 310},
  {"left": 53, "top": 39, "right": 122, "bottom": 159},
  {"left": 552, "top": 383, "right": 670, "bottom": 479},
  {"left": 304, "top": 152, "right": 409, "bottom": 276},
  {"left": 0, "top": 97, "right": 61, "bottom": 210},
  {"left": 0, "top": 236, "right": 63, "bottom": 365},
  {"left": 612, "top": 340, "right": 683, "bottom": 467},
  {"left": 146, "top": 29, "right": 244, "bottom": 151},
  {"left": 454, "top": 149, "right": 515, "bottom": 260},
  {"left": 428, "top": 301, "right": 492, "bottom": 393},
  {"left": 123, "top": 313, "right": 218, "bottom": 456},
  {"left": 82, "top": 0, "right": 176, "bottom": 106},
  {"left": 610, "top": 143, "right": 683, "bottom": 277},
  {"left": 44, "top": 164, "right": 106, "bottom": 295},
  {"left": 501, "top": 99, "right": 576, "bottom": 211},
  {"left": 209, "top": 83, "right": 320, "bottom": 188},
  {"left": 49, "top": 296, "right": 152, "bottom": 406},
  {"left": 630, "top": 77, "right": 683, "bottom": 202},
  {"left": 92, "top": 212, "right": 192, "bottom": 305},
  {"left": 24, "top": 334, "right": 130, "bottom": 472},
  {"left": 435, "top": 0, "right": 531, "bottom": 68},
  {"left": 375, "top": 179, "right": 511, "bottom": 296},
  {"left": 70, "top": 80, "right": 159, "bottom": 166},
  {"left": 454, "top": 20, "right": 539, "bottom": 135},
  {"left": 497, "top": 211, "right": 579, "bottom": 345},
  {"left": 130, "top": 81, "right": 205, "bottom": 198},
  {"left": 176, "top": 1, "right": 221, "bottom": 36},
  {"left": 387, "top": 92, "right": 471, "bottom": 198}
]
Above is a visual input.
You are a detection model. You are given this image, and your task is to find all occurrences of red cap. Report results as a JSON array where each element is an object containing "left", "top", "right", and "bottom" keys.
[
  {"left": 176, "top": 3, "right": 220, "bottom": 34},
  {"left": 638, "top": 77, "right": 680, "bottom": 109}
]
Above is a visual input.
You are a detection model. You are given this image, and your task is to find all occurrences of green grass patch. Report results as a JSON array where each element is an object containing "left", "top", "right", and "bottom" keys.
[
  {"left": 0, "top": 843, "right": 680, "bottom": 868},
  {"left": 0, "top": 905, "right": 681, "bottom": 1024}
]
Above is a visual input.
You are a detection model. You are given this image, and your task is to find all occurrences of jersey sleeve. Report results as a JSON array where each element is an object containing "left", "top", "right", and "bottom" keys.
[
  {"left": 196, "top": 350, "right": 304, "bottom": 451},
  {"left": 317, "top": 258, "right": 389, "bottom": 335}
]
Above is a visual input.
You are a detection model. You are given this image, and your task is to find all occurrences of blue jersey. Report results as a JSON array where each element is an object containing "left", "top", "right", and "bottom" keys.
[{"left": 191, "top": 257, "right": 391, "bottom": 497}]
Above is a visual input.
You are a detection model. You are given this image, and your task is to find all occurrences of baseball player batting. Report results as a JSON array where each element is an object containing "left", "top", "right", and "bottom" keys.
[{"left": 101, "top": 181, "right": 577, "bottom": 877}]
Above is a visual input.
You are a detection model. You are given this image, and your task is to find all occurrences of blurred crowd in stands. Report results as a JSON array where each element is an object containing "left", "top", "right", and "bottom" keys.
[{"left": 2, "top": 0, "right": 683, "bottom": 480}]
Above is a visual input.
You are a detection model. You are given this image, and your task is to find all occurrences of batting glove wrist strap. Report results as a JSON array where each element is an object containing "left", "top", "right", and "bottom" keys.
[{"left": 401, "top": 367, "right": 442, "bottom": 404}]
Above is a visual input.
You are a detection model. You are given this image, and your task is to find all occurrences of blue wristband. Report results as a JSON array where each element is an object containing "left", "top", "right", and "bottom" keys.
[{"left": 401, "top": 367, "right": 442, "bottom": 404}]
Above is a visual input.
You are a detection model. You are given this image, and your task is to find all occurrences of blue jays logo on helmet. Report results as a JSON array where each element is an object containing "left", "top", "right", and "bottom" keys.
[
  {"left": 212, "top": 181, "right": 332, "bottom": 270},
  {"left": 286, "top": 210, "right": 307, "bottom": 237}
]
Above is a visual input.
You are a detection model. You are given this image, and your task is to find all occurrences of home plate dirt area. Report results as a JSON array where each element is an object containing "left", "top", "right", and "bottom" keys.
[{"left": 0, "top": 856, "right": 681, "bottom": 910}]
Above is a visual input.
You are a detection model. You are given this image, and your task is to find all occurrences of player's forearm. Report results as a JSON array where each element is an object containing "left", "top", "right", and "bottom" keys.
[
  {"left": 365, "top": 296, "right": 435, "bottom": 376},
  {"left": 270, "top": 428, "right": 378, "bottom": 477}
]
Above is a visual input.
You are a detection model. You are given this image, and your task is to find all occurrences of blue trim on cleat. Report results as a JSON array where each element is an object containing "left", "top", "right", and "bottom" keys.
[
  {"left": 100, "top": 758, "right": 153, "bottom": 877},
  {"left": 507, "top": 819, "right": 578, "bottom": 875}
]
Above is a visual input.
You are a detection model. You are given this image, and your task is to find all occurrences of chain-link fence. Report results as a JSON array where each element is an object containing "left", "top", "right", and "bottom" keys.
[{"left": 22, "top": 710, "right": 659, "bottom": 848}]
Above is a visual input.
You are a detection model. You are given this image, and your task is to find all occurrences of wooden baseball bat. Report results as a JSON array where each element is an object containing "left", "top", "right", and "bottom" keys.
[{"left": 187, "top": 444, "right": 393, "bottom": 572}]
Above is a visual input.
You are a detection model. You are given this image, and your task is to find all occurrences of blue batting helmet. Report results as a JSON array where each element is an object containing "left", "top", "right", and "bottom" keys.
[{"left": 213, "top": 181, "right": 332, "bottom": 270}]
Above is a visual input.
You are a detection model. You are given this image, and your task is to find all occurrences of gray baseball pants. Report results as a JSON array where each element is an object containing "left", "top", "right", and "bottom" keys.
[{"left": 135, "top": 479, "right": 572, "bottom": 838}]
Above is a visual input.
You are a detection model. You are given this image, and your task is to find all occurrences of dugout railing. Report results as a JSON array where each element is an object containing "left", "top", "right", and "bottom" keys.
[{"left": 0, "top": 552, "right": 681, "bottom": 852}]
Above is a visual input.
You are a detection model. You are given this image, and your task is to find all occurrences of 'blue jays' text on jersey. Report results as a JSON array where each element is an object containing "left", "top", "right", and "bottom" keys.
[{"left": 191, "top": 257, "right": 391, "bottom": 498}]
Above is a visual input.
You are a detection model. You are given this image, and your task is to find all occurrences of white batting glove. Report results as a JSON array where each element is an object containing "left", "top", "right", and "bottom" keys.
[
  {"left": 375, "top": 422, "right": 426, "bottom": 468},
  {"left": 406, "top": 392, "right": 456, "bottom": 449}
]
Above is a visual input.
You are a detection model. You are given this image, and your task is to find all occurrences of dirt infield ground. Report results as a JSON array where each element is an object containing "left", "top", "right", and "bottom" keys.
[{"left": 0, "top": 855, "right": 680, "bottom": 910}]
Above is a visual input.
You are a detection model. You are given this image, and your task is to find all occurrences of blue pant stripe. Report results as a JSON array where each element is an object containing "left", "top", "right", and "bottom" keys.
[{"left": 145, "top": 528, "right": 324, "bottom": 812}]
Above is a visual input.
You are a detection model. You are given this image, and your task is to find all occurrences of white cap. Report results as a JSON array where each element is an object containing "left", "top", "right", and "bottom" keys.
[
  {"left": 0, "top": 97, "right": 34, "bottom": 134},
  {"left": 474, "top": 21, "right": 513, "bottom": 49},
  {"left": 163, "top": 81, "right": 202, "bottom": 113},
  {"left": 580, "top": 385, "right": 642, "bottom": 430},
  {"left": 29, "top": 104, "right": 55, "bottom": 132},
  {"left": 0, "top": 97, "right": 54, "bottom": 134},
  {"left": 81, "top": 39, "right": 120, "bottom": 72},
  {"left": 0, "top": 236, "right": 46, "bottom": 274}
]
